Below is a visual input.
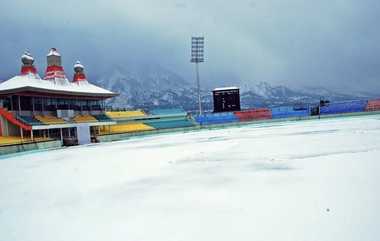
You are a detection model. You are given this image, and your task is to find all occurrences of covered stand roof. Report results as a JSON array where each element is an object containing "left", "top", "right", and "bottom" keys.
[{"left": 0, "top": 49, "right": 118, "bottom": 99}]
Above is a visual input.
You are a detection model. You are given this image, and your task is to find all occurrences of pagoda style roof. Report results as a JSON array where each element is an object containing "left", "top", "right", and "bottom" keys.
[{"left": 0, "top": 74, "right": 118, "bottom": 98}]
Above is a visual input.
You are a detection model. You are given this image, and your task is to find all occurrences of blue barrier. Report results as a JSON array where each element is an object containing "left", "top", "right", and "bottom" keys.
[
  {"left": 195, "top": 112, "right": 239, "bottom": 125},
  {"left": 320, "top": 100, "right": 367, "bottom": 115},
  {"left": 270, "top": 106, "right": 310, "bottom": 119}
]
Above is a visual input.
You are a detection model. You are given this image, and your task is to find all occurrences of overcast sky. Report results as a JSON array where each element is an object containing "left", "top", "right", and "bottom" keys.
[{"left": 1, "top": 0, "right": 379, "bottom": 92}]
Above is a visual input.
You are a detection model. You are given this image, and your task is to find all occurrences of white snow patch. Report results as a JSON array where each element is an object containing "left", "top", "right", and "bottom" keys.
[
  {"left": 0, "top": 74, "right": 114, "bottom": 95},
  {"left": 1, "top": 115, "right": 380, "bottom": 241},
  {"left": 47, "top": 48, "right": 61, "bottom": 56},
  {"left": 74, "top": 60, "right": 84, "bottom": 69}
]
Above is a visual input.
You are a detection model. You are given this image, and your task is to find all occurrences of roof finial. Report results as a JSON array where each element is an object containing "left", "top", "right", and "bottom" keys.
[
  {"left": 73, "top": 60, "right": 87, "bottom": 83},
  {"left": 20, "top": 50, "right": 37, "bottom": 75},
  {"left": 44, "top": 48, "right": 68, "bottom": 83}
]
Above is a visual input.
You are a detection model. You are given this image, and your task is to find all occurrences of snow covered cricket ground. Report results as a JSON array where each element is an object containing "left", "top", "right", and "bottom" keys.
[{"left": 1, "top": 115, "right": 380, "bottom": 241}]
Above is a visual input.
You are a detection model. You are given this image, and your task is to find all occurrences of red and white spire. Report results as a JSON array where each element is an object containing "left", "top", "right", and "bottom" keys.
[
  {"left": 73, "top": 60, "right": 88, "bottom": 83},
  {"left": 44, "top": 48, "right": 68, "bottom": 84},
  {"left": 20, "top": 51, "right": 38, "bottom": 76}
]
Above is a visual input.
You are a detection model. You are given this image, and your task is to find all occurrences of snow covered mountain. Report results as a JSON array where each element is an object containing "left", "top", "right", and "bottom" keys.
[{"left": 91, "top": 65, "right": 376, "bottom": 111}]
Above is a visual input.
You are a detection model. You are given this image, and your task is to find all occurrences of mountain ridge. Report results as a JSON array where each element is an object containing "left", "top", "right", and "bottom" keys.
[{"left": 91, "top": 65, "right": 376, "bottom": 111}]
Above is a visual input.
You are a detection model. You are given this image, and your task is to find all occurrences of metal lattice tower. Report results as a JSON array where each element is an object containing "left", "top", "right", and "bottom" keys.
[{"left": 191, "top": 36, "right": 204, "bottom": 115}]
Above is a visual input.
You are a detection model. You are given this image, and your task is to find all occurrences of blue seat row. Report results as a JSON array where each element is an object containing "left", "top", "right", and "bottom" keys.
[
  {"left": 270, "top": 106, "right": 310, "bottom": 119},
  {"left": 195, "top": 112, "right": 239, "bottom": 125},
  {"left": 320, "top": 100, "right": 367, "bottom": 115},
  {"left": 17, "top": 115, "right": 44, "bottom": 125}
]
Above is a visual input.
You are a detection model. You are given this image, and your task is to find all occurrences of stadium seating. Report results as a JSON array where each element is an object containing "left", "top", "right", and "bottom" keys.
[
  {"left": 94, "top": 114, "right": 113, "bottom": 122},
  {"left": 195, "top": 112, "right": 239, "bottom": 125},
  {"left": 0, "top": 136, "right": 25, "bottom": 146},
  {"left": 0, "top": 136, "right": 51, "bottom": 146},
  {"left": 72, "top": 114, "right": 98, "bottom": 123},
  {"left": 101, "top": 123, "right": 155, "bottom": 134},
  {"left": 320, "top": 100, "right": 367, "bottom": 115},
  {"left": 366, "top": 99, "right": 380, "bottom": 111},
  {"left": 234, "top": 108, "right": 272, "bottom": 122},
  {"left": 270, "top": 106, "right": 310, "bottom": 119},
  {"left": 145, "top": 118, "right": 195, "bottom": 129},
  {"left": 149, "top": 108, "right": 187, "bottom": 116},
  {"left": 17, "top": 115, "right": 44, "bottom": 125},
  {"left": 106, "top": 110, "right": 147, "bottom": 119},
  {"left": 34, "top": 115, "right": 66, "bottom": 124}
]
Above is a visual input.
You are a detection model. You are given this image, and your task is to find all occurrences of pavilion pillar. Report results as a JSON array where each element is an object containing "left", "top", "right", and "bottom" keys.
[
  {"left": 32, "top": 97, "right": 35, "bottom": 112},
  {"left": 20, "top": 127, "right": 23, "bottom": 140},
  {"left": 31, "top": 130, "right": 34, "bottom": 141},
  {"left": 18, "top": 95, "right": 21, "bottom": 113},
  {"left": 60, "top": 128, "right": 63, "bottom": 143},
  {"left": 10, "top": 95, "right": 13, "bottom": 111}
]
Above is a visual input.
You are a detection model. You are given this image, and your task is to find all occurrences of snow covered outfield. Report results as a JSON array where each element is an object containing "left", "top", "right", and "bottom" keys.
[{"left": 1, "top": 115, "right": 380, "bottom": 241}]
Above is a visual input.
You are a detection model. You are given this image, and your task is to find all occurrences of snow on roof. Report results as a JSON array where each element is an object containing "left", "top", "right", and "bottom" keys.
[
  {"left": 74, "top": 60, "right": 84, "bottom": 69},
  {"left": 213, "top": 86, "right": 239, "bottom": 91},
  {"left": 21, "top": 52, "right": 34, "bottom": 61},
  {"left": 0, "top": 74, "right": 116, "bottom": 96},
  {"left": 47, "top": 48, "right": 61, "bottom": 57}
]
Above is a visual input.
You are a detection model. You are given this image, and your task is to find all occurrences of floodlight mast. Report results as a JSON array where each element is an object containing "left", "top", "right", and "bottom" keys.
[{"left": 191, "top": 36, "right": 204, "bottom": 115}]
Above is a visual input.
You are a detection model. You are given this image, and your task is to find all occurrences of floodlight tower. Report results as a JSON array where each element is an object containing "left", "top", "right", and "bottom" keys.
[{"left": 191, "top": 36, "right": 204, "bottom": 115}]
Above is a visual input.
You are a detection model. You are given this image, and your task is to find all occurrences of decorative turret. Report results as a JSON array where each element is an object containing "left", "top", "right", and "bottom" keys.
[
  {"left": 73, "top": 61, "right": 87, "bottom": 83},
  {"left": 47, "top": 48, "right": 61, "bottom": 66},
  {"left": 44, "top": 48, "right": 68, "bottom": 83},
  {"left": 20, "top": 51, "right": 37, "bottom": 75}
]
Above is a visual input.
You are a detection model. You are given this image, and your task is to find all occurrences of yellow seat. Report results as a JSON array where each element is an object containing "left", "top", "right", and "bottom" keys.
[
  {"left": 100, "top": 123, "right": 154, "bottom": 134},
  {"left": 34, "top": 115, "right": 66, "bottom": 124},
  {"left": 0, "top": 136, "right": 51, "bottom": 146},
  {"left": 73, "top": 114, "right": 97, "bottom": 123},
  {"left": 106, "top": 110, "right": 147, "bottom": 119},
  {"left": 0, "top": 136, "right": 24, "bottom": 145}
]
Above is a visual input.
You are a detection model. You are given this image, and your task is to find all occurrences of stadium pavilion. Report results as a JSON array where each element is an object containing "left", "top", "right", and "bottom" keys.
[{"left": 0, "top": 48, "right": 118, "bottom": 145}]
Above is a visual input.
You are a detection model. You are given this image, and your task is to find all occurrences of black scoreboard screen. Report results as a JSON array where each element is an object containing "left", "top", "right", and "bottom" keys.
[{"left": 212, "top": 87, "right": 241, "bottom": 112}]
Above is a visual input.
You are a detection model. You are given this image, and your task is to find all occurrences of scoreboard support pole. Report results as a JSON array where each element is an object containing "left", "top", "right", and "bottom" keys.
[{"left": 196, "top": 62, "right": 202, "bottom": 115}]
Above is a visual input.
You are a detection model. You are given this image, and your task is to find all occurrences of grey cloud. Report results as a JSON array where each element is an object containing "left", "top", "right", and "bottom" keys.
[{"left": 0, "top": 0, "right": 379, "bottom": 93}]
